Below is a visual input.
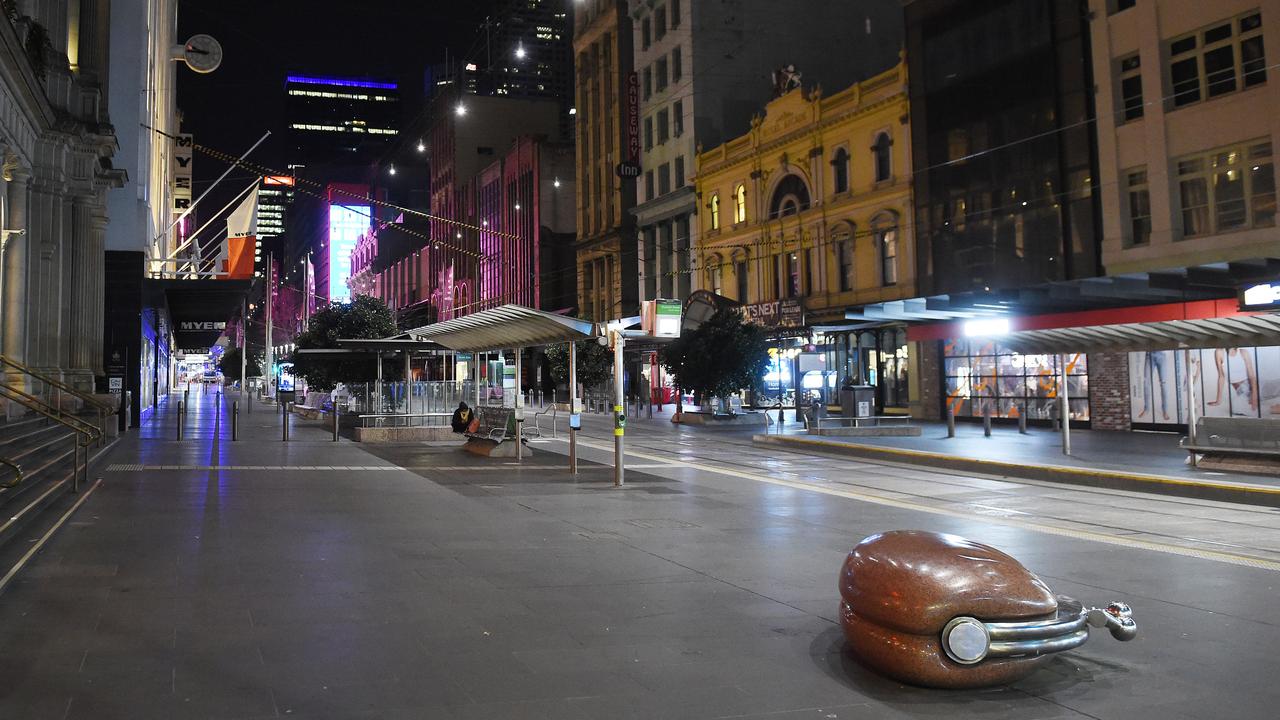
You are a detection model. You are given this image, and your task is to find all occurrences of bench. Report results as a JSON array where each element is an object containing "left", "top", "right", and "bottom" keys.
[
  {"left": 1181, "top": 417, "right": 1280, "bottom": 457},
  {"left": 463, "top": 406, "right": 531, "bottom": 457},
  {"left": 808, "top": 414, "right": 921, "bottom": 437}
]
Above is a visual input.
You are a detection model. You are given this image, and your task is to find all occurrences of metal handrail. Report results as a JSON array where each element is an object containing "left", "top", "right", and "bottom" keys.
[
  {"left": 0, "top": 385, "right": 96, "bottom": 492},
  {"left": 533, "top": 404, "right": 558, "bottom": 439},
  {"left": 0, "top": 354, "right": 113, "bottom": 413},
  {"left": 0, "top": 458, "right": 22, "bottom": 489}
]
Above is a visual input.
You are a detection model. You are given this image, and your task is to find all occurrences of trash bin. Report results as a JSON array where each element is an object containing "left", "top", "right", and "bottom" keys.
[{"left": 840, "top": 385, "right": 876, "bottom": 417}]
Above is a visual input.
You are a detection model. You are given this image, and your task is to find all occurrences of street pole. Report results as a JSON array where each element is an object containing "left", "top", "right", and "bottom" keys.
[
  {"left": 613, "top": 332, "right": 625, "bottom": 487},
  {"left": 514, "top": 348, "right": 523, "bottom": 463},
  {"left": 404, "top": 352, "right": 412, "bottom": 423},
  {"left": 375, "top": 352, "right": 383, "bottom": 414},
  {"left": 265, "top": 252, "right": 273, "bottom": 399},
  {"left": 1059, "top": 355, "right": 1071, "bottom": 456},
  {"left": 240, "top": 296, "right": 247, "bottom": 412},
  {"left": 569, "top": 341, "right": 578, "bottom": 475},
  {"left": 1184, "top": 349, "right": 1198, "bottom": 467}
]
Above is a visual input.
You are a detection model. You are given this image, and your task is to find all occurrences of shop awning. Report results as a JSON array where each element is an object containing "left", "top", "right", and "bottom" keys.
[
  {"left": 908, "top": 299, "right": 1280, "bottom": 354},
  {"left": 400, "top": 304, "right": 597, "bottom": 351}
]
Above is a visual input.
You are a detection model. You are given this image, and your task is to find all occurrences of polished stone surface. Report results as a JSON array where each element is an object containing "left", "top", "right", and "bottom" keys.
[{"left": 0, "top": 392, "right": 1277, "bottom": 719}]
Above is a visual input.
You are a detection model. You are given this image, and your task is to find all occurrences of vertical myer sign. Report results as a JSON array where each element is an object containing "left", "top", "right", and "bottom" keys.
[
  {"left": 617, "top": 73, "right": 642, "bottom": 178},
  {"left": 172, "top": 133, "right": 194, "bottom": 211}
]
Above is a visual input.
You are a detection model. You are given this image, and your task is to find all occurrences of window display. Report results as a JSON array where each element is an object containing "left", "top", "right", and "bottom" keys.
[
  {"left": 1135, "top": 345, "right": 1280, "bottom": 426},
  {"left": 944, "top": 339, "right": 1088, "bottom": 421}
]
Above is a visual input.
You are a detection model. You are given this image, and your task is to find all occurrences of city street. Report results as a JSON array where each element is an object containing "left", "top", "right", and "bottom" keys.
[{"left": 1, "top": 391, "right": 1277, "bottom": 719}]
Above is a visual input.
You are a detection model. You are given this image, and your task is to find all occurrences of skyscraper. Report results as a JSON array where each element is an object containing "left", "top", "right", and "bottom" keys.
[{"left": 284, "top": 74, "right": 402, "bottom": 167}]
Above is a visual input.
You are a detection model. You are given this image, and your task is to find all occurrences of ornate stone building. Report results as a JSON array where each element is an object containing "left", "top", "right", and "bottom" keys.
[{"left": 0, "top": 0, "right": 123, "bottom": 399}]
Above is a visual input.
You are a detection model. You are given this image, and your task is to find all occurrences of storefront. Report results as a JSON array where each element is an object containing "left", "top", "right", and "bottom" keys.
[
  {"left": 942, "top": 339, "right": 1089, "bottom": 424},
  {"left": 819, "top": 326, "right": 910, "bottom": 413}
]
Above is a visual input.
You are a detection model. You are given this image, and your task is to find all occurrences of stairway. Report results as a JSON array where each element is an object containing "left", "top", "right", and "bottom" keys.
[{"left": 0, "top": 414, "right": 94, "bottom": 582}]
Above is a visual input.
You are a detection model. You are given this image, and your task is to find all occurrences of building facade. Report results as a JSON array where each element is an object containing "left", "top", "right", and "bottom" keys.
[
  {"left": 1, "top": 0, "right": 123, "bottom": 405},
  {"left": 695, "top": 62, "right": 915, "bottom": 411},
  {"left": 573, "top": 0, "right": 638, "bottom": 322},
  {"left": 284, "top": 74, "right": 401, "bottom": 167},
  {"left": 628, "top": 0, "right": 904, "bottom": 313}
]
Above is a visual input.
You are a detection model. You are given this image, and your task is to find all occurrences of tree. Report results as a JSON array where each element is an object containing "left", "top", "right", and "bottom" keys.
[
  {"left": 218, "top": 347, "right": 262, "bottom": 383},
  {"left": 289, "top": 295, "right": 399, "bottom": 392},
  {"left": 544, "top": 340, "right": 613, "bottom": 391},
  {"left": 660, "top": 307, "right": 769, "bottom": 410}
]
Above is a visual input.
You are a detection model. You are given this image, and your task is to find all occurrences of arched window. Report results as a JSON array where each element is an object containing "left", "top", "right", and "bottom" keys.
[
  {"left": 832, "top": 147, "right": 850, "bottom": 194},
  {"left": 873, "top": 133, "right": 892, "bottom": 182},
  {"left": 872, "top": 213, "right": 899, "bottom": 286},
  {"left": 710, "top": 193, "right": 720, "bottom": 230},
  {"left": 832, "top": 223, "right": 855, "bottom": 292},
  {"left": 734, "top": 183, "right": 747, "bottom": 223},
  {"left": 768, "top": 174, "right": 811, "bottom": 219}
]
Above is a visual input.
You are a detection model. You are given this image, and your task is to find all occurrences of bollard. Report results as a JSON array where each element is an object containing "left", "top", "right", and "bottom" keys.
[
  {"left": 176, "top": 400, "right": 184, "bottom": 440},
  {"left": 1018, "top": 409, "right": 1028, "bottom": 434},
  {"left": 232, "top": 401, "right": 239, "bottom": 441},
  {"left": 282, "top": 402, "right": 290, "bottom": 441},
  {"left": 247, "top": 391, "right": 253, "bottom": 414},
  {"left": 946, "top": 405, "right": 956, "bottom": 438},
  {"left": 983, "top": 405, "right": 992, "bottom": 437},
  {"left": 332, "top": 405, "right": 340, "bottom": 442}
]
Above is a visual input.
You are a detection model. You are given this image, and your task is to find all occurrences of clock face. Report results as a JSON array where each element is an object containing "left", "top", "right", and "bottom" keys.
[{"left": 184, "top": 34, "right": 223, "bottom": 74}]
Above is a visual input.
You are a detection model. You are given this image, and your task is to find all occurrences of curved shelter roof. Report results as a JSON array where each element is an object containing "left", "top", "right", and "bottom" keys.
[{"left": 401, "top": 304, "right": 597, "bottom": 352}]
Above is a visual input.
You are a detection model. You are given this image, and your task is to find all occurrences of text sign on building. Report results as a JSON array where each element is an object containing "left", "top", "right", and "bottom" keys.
[
  {"left": 1241, "top": 282, "right": 1280, "bottom": 311},
  {"left": 329, "top": 205, "right": 370, "bottom": 303},
  {"left": 742, "top": 299, "right": 804, "bottom": 328},
  {"left": 625, "top": 71, "right": 640, "bottom": 163},
  {"left": 172, "top": 134, "right": 194, "bottom": 211},
  {"left": 178, "top": 321, "right": 226, "bottom": 332}
]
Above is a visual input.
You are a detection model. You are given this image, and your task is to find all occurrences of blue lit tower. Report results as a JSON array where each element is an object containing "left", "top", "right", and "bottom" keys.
[{"left": 284, "top": 74, "right": 402, "bottom": 167}]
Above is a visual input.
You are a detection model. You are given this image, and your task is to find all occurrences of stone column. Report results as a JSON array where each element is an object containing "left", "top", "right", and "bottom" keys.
[
  {"left": 24, "top": 180, "right": 64, "bottom": 375},
  {"left": 3, "top": 170, "right": 31, "bottom": 368},
  {"left": 66, "top": 197, "right": 96, "bottom": 386}
]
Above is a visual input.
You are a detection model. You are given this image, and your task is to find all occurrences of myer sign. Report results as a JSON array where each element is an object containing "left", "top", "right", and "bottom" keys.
[{"left": 179, "top": 321, "right": 226, "bottom": 332}]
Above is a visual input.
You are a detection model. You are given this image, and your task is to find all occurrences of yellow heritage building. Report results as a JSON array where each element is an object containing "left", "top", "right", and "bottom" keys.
[{"left": 694, "top": 60, "right": 918, "bottom": 412}]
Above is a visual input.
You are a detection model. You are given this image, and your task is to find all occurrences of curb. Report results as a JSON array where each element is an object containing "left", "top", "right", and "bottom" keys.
[{"left": 751, "top": 434, "right": 1280, "bottom": 508}]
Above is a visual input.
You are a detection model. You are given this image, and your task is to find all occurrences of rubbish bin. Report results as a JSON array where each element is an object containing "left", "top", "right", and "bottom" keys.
[{"left": 840, "top": 385, "right": 876, "bottom": 417}]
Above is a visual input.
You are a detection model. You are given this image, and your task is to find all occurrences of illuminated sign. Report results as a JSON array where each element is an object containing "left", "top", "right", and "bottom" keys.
[
  {"left": 962, "top": 318, "right": 1011, "bottom": 337},
  {"left": 625, "top": 72, "right": 640, "bottom": 162},
  {"left": 643, "top": 299, "right": 682, "bottom": 338},
  {"left": 328, "top": 205, "right": 370, "bottom": 303},
  {"left": 172, "top": 133, "right": 193, "bottom": 211},
  {"left": 1241, "top": 282, "right": 1280, "bottom": 311},
  {"left": 742, "top": 299, "right": 804, "bottom": 328},
  {"left": 263, "top": 176, "right": 295, "bottom": 186},
  {"left": 286, "top": 75, "right": 397, "bottom": 90},
  {"left": 178, "top": 321, "right": 226, "bottom": 331}
]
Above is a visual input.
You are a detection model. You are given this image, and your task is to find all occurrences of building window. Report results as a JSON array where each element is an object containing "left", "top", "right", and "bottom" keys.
[
  {"left": 644, "top": 116, "right": 653, "bottom": 150},
  {"left": 1111, "top": 0, "right": 1135, "bottom": 14},
  {"left": 1120, "top": 54, "right": 1143, "bottom": 121},
  {"left": 735, "top": 258, "right": 749, "bottom": 301},
  {"left": 644, "top": 170, "right": 655, "bottom": 201},
  {"left": 673, "top": 100, "right": 684, "bottom": 136},
  {"left": 671, "top": 0, "right": 681, "bottom": 28},
  {"left": 643, "top": 228, "right": 657, "bottom": 299},
  {"left": 655, "top": 5, "right": 667, "bottom": 40},
  {"left": 656, "top": 56, "right": 668, "bottom": 92},
  {"left": 674, "top": 155, "right": 685, "bottom": 188},
  {"left": 657, "top": 107, "right": 669, "bottom": 143},
  {"left": 643, "top": 66, "right": 652, "bottom": 100},
  {"left": 873, "top": 133, "right": 892, "bottom": 182},
  {"left": 834, "top": 226, "right": 855, "bottom": 292},
  {"left": 734, "top": 184, "right": 746, "bottom": 223},
  {"left": 787, "top": 252, "right": 802, "bottom": 298},
  {"left": 873, "top": 215, "right": 899, "bottom": 286},
  {"left": 658, "top": 162, "right": 671, "bottom": 195},
  {"left": 642, "top": 17, "right": 651, "bottom": 50},
  {"left": 708, "top": 254, "right": 724, "bottom": 295},
  {"left": 1177, "top": 140, "right": 1275, "bottom": 237},
  {"left": 832, "top": 147, "right": 850, "bottom": 194},
  {"left": 1170, "top": 12, "right": 1265, "bottom": 109},
  {"left": 1126, "top": 169, "right": 1151, "bottom": 246},
  {"left": 710, "top": 193, "right": 720, "bottom": 230},
  {"left": 672, "top": 46, "right": 683, "bottom": 82},
  {"left": 772, "top": 254, "right": 784, "bottom": 299}
]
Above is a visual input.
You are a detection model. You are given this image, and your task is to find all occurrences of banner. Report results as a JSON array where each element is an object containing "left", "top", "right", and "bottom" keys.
[{"left": 221, "top": 189, "right": 258, "bottom": 280}]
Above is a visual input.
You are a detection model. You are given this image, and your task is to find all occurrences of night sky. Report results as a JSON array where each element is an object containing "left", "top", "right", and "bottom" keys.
[{"left": 175, "top": 0, "right": 495, "bottom": 209}]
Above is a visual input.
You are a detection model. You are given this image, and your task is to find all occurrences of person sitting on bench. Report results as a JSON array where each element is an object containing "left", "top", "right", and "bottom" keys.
[{"left": 451, "top": 402, "right": 474, "bottom": 434}]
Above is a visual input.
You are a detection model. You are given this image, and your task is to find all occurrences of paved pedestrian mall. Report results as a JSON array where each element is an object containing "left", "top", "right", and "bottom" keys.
[{"left": 2, "top": 390, "right": 1278, "bottom": 719}]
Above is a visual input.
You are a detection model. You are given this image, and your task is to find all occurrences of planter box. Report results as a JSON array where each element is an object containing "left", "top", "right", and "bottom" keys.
[
  {"left": 354, "top": 425, "right": 459, "bottom": 443},
  {"left": 677, "top": 411, "right": 768, "bottom": 427}
]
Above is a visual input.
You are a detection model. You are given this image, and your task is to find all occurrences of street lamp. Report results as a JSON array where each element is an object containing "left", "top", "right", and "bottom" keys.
[{"left": 456, "top": 103, "right": 467, "bottom": 117}]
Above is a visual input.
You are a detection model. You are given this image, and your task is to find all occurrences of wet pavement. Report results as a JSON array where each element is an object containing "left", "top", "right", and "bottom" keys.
[{"left": 1, "top": 390, "right": 1278, "bottom": 719}]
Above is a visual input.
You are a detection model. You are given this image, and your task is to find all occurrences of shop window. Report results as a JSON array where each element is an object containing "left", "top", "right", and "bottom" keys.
[
  {"left": 1126, "top": 169, "right": 1151, "bottom": 246},
  {"left": 832, "top": 147, "right": 850, "bottom": 194},
  {"left": 1119, "top": 54, "right": 1143, "bottom": 121},
  {"left": 710, "top": 193, "right": 720, "bottom": 230},
  {"left": 1169, "top": 12, "right": 1265, "bottom": 109},
  {"left": 944, "top": 340, "right": 1089, "bottom": 421},
  {"left": 734, "top": 184, "right": 747, "bottom": 223},
  {"left": 1177, "top": 140, "right": 1274, "bottom": 237}
]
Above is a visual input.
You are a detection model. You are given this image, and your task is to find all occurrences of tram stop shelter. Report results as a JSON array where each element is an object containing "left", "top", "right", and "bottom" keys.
[
  {"left": 908, "top": 297, "right": 1280, "bottom": 461},
  {"left": 400, "top": 304, "right": 598, "bottom": 468}
]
